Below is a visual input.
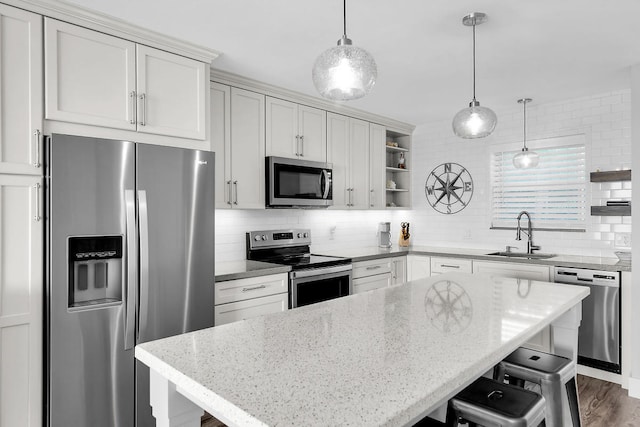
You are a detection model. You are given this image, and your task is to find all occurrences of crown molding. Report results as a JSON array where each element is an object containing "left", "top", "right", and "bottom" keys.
[
  {"left": 4, "top": 0, "right": 220, "bottom": 63},
  {"left": 210, "top": 68, "right": 415, "bottom": 134}
]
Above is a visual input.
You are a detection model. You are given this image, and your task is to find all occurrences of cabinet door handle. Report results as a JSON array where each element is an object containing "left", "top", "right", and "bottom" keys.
[
  {"left": 233, "top": 180, "right": 238, "bottom": 205},
  {"left": 129, "top": 91, "right": 137, "bottom": 124},
  {"left": 441, "top": 264, "right": 460, "bottom": 269},
  {"left": 242, "top": 284, "right": 266, "bottom": 292},
  {"left": 370, "top": 189, "right": 374, "bottom": 207},
  {"left": 299, "top": 135, "right": 304, "bottom": 157},
  {"left": 32, "top": 129, "right": 41, "bottom": 168},
  {"left": 226, "top": 180, "right": 232, "bottom": 205},
  {"left": 295, "top": 135, "right": 300, "bottom": 156},
  {"left": 138, "top": 93, "right": 146, "bottom": 126},
  {"left": 33, "top": 182, "right": 41, "bottom": 221}
]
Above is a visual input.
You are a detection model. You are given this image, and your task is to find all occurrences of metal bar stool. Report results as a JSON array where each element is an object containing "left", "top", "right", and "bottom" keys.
[
  {"left": 445, "top": 376, "right": 546, "bottom": 427},
  {"left": 494, "top": 347, "right": 581, "bottom": 427}
]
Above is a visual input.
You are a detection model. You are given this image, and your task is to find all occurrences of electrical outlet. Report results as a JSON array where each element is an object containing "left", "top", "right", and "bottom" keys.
[
  {"left": 462, "top": 229, "right": 472, "bottom": 240},
  {"left": 614, "top": 232, "right": 632, "bottom": 249}
]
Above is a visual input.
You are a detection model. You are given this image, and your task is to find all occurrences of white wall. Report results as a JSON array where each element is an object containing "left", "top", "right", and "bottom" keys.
[
  {"left": 404, "top": 89, "right": 632, "bottom": 257},
  {"left": 215, "top": 209, "right": 411, "bottom": 262},
  {"left": 215, "top": 89, "right": 631, "bottom": 261}
]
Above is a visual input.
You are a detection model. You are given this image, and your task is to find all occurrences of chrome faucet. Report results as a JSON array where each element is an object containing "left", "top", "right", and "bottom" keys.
[{"left": 516, "top": 211, "right": 541, "bottom": 254}]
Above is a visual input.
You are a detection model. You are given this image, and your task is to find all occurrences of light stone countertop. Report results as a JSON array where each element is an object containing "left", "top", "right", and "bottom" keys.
[
  {"left": 136, "top": 272, "right": 589, "bottom": 427},
  {"left": 215, "top": 260, "right": 291, "bottom": 282},
  {"left": 314, "top": 245, "right": 631, "bottom": 272}
]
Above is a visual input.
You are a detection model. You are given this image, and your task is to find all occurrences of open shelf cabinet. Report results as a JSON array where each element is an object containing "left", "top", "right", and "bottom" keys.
[{"left": 385, "top": 130, "right": 411, "bottom": 208}]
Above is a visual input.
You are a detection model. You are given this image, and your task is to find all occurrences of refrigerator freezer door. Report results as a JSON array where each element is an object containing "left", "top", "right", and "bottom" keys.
[
  {"left": 135, "top": 144, "right": 215, "bottom": 427},
  {"left": 46, "top": 135, "right": 135, "bottom": 427}
]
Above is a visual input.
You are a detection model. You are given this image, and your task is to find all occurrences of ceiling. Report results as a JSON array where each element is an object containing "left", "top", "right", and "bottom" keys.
[{"left": 67, "top": 0, "right": 640, "bottom": 126}]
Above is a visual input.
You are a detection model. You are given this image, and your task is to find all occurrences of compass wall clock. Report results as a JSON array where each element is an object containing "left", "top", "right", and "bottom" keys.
[{"left": 424, "top": 162, "right": 473, "bottom": 214}]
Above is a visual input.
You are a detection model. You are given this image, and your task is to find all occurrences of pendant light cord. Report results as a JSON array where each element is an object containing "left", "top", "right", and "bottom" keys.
[
  {"left": 472, "top": 22, "right": 476, "bottom": 102},
  {"left": 343, "top": 0, "right": 347, "bottom": 37},
  {"left": 523, "top": 100, "right": 528, "bottom": 149}
]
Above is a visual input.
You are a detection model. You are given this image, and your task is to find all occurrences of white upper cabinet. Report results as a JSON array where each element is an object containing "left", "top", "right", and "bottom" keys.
[
  {"left": 45, "top": 18, "right": 206, "bottom": 140},
  {"left": 327, "top": 113, "right": 370, "bottom": 209},
  {"left": 44, "top": 19, "right": 136, "bottom": 131},
  {"left": 369, "top": 123, "right": 386, "bottom": 209},
  {"left": 135, "top": 45, "right": 206, "bottom": 139},
  {"left": 0, "top": 5, "right": 43, "bottom": 175},
  {"left": 229, "top": 87, "right": 265, "bottom": 209},
  {"left": 266, "top": 97, "right": 326, "bottom": 162},
  {"left": 211, "top": 82, "right": 231, "bottom": 209}
]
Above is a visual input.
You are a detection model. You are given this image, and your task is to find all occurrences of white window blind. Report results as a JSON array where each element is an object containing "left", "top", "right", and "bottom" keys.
[{"left": 491, "top": 136, "right": 586, "bottom": 230}]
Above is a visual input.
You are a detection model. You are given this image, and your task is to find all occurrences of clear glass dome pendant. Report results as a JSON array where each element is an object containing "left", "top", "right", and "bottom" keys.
[
  {"left": 452, "top": 12, "right": 497, "bottom": 139},
  {"left": 312, "top": 0, "right": 377, "bottom": 101},
  {"left": 513, "top": 98, "right": 539, "bottom": 169}
]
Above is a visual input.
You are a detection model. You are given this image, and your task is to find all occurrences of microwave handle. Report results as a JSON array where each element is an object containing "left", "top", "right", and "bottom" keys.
[{"left": 321, "top": 169, "right": 331, "bottom": 199}]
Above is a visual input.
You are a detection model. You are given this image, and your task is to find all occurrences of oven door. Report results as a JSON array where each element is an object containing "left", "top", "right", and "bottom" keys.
[
  {"left": 290, "top": 264, "right": 352, "bottom": 308},
  {"left": 267, "top": 156, "right": 332, "bottom": 207}
]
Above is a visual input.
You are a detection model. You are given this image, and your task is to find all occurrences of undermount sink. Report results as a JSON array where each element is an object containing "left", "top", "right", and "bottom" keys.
[{"left": 486, "top": 252, "right": 557, "bottom": 260}]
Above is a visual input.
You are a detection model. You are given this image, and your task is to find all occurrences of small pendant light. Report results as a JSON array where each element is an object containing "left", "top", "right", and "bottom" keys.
[
  {"left": 452, "top": 12, "right": 497, "bottom": 139},
  {"left": 312, "top": 0, "right": 377, "bottom": 101},
  {"left": 513, "top": 98, "right": 539, "bottom": 169}
]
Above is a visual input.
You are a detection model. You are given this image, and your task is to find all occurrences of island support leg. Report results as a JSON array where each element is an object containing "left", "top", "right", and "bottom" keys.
[{"left": 149, "top": 368, "right": 204, "bottom": 427}]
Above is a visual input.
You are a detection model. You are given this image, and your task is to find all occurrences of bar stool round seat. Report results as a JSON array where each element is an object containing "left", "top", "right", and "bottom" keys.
[
  {"left": 446, "top": 376, "right": 546, "bottom": 427},
  {"left": 494, "top": 347, "right": 581, "bottom": 427}
]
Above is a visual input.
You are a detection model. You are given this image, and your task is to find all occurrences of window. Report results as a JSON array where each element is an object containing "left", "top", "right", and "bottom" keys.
[{"left": 491, "top": 134, "right": 587, "bottom": 231}]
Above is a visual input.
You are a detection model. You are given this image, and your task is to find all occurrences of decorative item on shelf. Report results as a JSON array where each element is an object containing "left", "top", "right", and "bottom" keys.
[
  {"left": 513, "top": 98, "right": 539, "bottom": 169},
  {"left": 399, "top": 222, "right": 411, "bottom": 247},
  {"left": 386, "top": 179, "right": 396, "bottom": 190},
  {"left": 312, "top": 0, "right": 377, "bottom": 101},
  {"left": 397, "top": 152, "right": 406, "bottom": 169},
  {"left": 386, "top": 140, "right": 398, "bottom": 147},
  {"left": 425, "top": 163, "right": 474, "bottom": 214},
  {"left": 452, "top": 12, "right": 497, "bottom": 139},
  {"left": 607, "top": 200, "right": 631, "bottom": 207}
]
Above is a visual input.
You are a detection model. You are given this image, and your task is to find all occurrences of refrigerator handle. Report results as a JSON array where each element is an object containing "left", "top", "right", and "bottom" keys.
[
  {"left": 138, "top": 190, "right": 150, "bottom": 340},
  {"left": 124, "top": 190, "right": 137, "bottom": 350}
]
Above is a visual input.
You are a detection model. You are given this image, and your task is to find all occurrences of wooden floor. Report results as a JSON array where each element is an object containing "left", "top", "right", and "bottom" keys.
[{"left": 202, "top": 374, "right": 640, "bottom": 426}]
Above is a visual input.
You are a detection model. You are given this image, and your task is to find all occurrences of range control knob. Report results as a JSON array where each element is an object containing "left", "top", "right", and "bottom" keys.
[
  {"left": 261, "top": 234, "right": 268, "bottom": 240},
  {"left": 303, "top": 232, "right": 309, "bottom": 238},
  {"left": 297, "top": 233, "right": 303, "bottom": 238},
  {"left": 254, "top": 235, "right": 262, "bottom": 241}
]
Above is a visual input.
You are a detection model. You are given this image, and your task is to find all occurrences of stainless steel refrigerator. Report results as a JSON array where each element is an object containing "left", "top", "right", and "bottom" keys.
[{"left": 45, "top": 134, "right": 215, "bottom": 427}]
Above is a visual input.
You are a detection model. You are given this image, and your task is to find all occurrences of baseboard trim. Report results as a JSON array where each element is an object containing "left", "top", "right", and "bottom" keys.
[
  {"left": 577, "top": 364, "right": 623, "bottom": 386},
  {"left": 628, "top": 377, "right": 640, "bottom": 399}
]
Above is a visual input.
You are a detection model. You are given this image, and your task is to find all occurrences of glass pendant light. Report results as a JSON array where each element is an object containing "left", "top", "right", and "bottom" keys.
[
  {"left": 513, "top": 98, "right": 539, "bottom": 169},
  {"left": 312, "top": 0, "right": 377, "bottom": 101},
  {"left": 452, "top": 12, "right": 497, "bottom": 139}
]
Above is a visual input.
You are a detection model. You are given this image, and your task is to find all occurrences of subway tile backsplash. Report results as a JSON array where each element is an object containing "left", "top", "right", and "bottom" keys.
[{"left": 214, "top": 90, "right": 631, "bottom": 262}]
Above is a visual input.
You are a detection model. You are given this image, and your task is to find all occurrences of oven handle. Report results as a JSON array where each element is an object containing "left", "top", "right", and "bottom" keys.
[{"left": 291, "top": 264, "right": 352, "bottom": 279}]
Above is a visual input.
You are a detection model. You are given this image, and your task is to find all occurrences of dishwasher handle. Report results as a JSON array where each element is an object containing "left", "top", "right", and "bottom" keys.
[{"left": 554, "top": 267, "right": 620, "bottom": 288}]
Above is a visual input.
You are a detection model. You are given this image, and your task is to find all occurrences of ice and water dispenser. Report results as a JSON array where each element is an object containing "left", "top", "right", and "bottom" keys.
[{"left": 68, "top": 235, "right": 123, "bottom": 308}]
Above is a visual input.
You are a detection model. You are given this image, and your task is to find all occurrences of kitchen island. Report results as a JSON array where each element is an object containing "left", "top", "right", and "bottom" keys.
[{"left": 135, "top": 273, "right": 589, "bottom": 426}]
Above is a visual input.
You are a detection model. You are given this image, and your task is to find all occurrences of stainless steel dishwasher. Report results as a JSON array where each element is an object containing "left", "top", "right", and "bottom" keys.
[{"left": 554, "top": 267, "right": 620, "bottom": 373}]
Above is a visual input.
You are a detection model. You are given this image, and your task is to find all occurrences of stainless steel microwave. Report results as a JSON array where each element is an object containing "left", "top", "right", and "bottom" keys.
[{"left": 266, "top": 156, "right": 332, "bottom": 208}]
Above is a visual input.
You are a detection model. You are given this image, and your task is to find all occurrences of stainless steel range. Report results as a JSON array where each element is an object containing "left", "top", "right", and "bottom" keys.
[{"left": 246, "top": 229, "right": 352, "bottom": 308}]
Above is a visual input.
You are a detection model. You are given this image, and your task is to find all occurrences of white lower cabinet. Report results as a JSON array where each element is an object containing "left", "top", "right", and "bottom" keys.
[
  {"left": 0, "top": 175, "right": 43, "bottom": 427},
  {"left": 352, "top": 257, "right": 398, "bottom": 294},
  {"left": 214, "top": 273, "right": 288, "bottom": 326},
  {"left": 353, "top": 274, "right": 392, "bottom": 294},
  {"left": 215, "top": 293, "right": 288, "bottom": 327},
  {"left": 391, "top": 256, "right": 406, "bottom": 285},
  {"left": 430, "top": 257, "right": 472, "bottom": 275},
  {"left": 407, "top": 255, "right": 431, "bottom": 281},
  {"left": 472, "top": 260, "right": 552, "bottom": 352}
]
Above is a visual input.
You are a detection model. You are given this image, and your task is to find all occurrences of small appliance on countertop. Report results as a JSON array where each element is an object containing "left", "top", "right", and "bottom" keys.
[
  {"left": 246, "top": 229, "right": 352, "bottom": 308},
  {"left": 377, "top": 222, "right": 392, "bottom": 248}
]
